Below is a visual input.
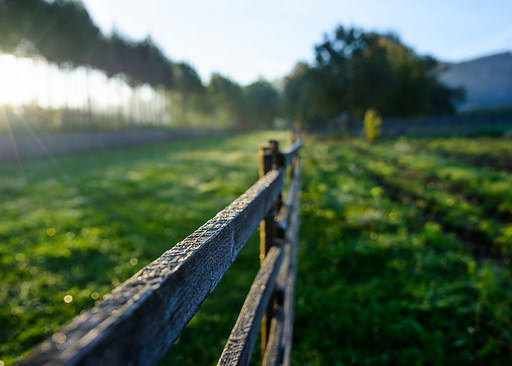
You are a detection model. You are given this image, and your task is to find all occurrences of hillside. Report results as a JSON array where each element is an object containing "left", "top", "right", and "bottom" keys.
[{"left": 438, "top": 51, "right": 512, "bottom": 111}]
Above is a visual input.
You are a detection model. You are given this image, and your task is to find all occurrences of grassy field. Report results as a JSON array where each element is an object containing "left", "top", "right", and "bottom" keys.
[
  {"left": 0, "top": 131, "right": 289, "bottom": 365},
  {"left": 295, "top": 136, "right": 512, "bottom": 365},
  {"left": 412, "top": 137, "right": 512, "bottom": 173},
  {"left": 1, "top": 132, "right": 512, "bottom": 365}
]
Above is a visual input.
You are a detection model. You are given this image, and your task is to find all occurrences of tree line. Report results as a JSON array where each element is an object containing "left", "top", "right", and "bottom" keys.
[
  {"left": 284, "top": 25, "right": 464, "bottom": 129},
  {"left": 0, "top": 0, "right": 282, "bottom": 129},
  {"left": 0, "top": 0, "right": 462, "bottom": 130},
  {"left": 0, "top": 0, "right": 180, "bottom": 89}
]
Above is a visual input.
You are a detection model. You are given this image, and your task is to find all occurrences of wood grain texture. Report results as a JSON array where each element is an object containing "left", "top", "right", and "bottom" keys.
[
  {"left": 219, "top": 161, "right": 301, "bottom": 366},
  {"left": 282, "top": 163, "right": 301, "bottom": 366},
  {"left": 281, "top": 268, "right": 296, "bottom": 366},
  {"left": 217, "top": 245, "right": 284, "bottom": 366},
  {"left": 19, "top": 169, "right": 284, "bottom": 366},
  {"left": 259, "top": 144, "right": 276, "bottom": 355},
  {"left": 262, "top": 308, "right": 284, "bottom": 366}
]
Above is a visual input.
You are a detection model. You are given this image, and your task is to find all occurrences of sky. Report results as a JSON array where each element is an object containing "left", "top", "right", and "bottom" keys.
[{"left": 82, "top": 1, "right": 512, "bottom": 85}]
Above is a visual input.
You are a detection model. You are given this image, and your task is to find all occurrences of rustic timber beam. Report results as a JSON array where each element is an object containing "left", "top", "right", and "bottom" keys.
[
  {"left": 259, "top": 143, "right": 278, "bottom": 355},
  {"left": 282, "top": 164, "right": 301, "bottom": 366},
  {"left": 270, "top": 161, "right": 301, "bottom": 366},
  {"left": 262, "top": 308, "right": 284, "bottom": 366},
  {"left": 217, "top": 245, "right": 284, "bottom": 366},
  {"left": 275, "top": 159, "right": 302, "bottom": 239}
]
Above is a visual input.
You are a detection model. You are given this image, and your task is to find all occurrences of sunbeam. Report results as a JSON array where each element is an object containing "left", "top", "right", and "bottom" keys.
[
  {"left": 18, "top": 116, "right": 70, "bottom": 181},
  {"left": 1, "top": 106, "right": 24, "bottom": 176}
]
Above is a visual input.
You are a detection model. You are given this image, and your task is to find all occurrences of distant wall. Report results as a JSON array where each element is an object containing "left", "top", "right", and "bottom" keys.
[
  {"left": 323, "top": 111, "right": 512, "bottom": 137},
  {"left": 0, "top": 128, "right": 227, "bottom": 162},
  {"left": 378, "top": 113, "right": 512, "bottom": 137}
]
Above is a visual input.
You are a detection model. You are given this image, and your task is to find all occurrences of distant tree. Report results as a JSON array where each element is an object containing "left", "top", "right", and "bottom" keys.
[
  {"left": 170, "top": 62, "right": 205, "bottom": 124},
  {"left": 243, "top": 80, "right": 279, "bottom": 129},
  {"left": 206, "top": 73, "right": 245, "bottom": 128},
  {"left": 0, "top": 0, "right": 181, "bottom": 92}
]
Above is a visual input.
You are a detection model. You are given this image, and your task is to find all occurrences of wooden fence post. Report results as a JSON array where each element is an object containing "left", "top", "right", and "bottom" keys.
[
  {"left": 258, "top": 139, "right": 282, "bottom": 359},
  {"left": 290, "top": 130, "right": 298, "bottom": 179},
  {"left": 269, "top": 140, "right": 283, "bottom": 215},
  {"left": 259, "top": 144, "right": 273, "bottom": 357}
]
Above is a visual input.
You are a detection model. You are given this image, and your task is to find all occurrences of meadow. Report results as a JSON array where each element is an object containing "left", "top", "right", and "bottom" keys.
[{"left": 1, "top": 132, "right": 512, "bottom": 365}]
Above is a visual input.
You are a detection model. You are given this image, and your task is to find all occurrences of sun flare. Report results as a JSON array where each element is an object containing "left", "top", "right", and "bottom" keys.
[
  {"left": 0, "top": 54, "right": 149, "bottom": 110},
  {"left": 0, "top": 54, "right": 41, "bottom": 107}
]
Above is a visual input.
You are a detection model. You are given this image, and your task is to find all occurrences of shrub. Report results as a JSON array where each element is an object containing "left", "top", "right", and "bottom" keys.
[{"left": 364, "top": 109, "right": 382, "bottom": 142}]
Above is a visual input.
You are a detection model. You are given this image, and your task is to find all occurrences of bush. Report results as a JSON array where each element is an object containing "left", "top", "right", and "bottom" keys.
[{"left": 364, "top": 109, "right": 382, "bottom": 142}]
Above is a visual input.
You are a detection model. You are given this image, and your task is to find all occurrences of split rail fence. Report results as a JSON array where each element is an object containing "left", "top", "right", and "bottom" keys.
[{"left": 20, "top": 136, "right": 303, "bottom": 366}]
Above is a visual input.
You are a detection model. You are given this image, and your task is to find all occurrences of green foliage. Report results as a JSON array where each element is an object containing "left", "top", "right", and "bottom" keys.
[
  {"left": 243, "top": 80, "right": 279, "bottom": 129},
  {"left": 352, "top": 138, "right": 512, "bottom": 242},
  {"left": 364, "top": 109, "right": 382, "bottom": 142},
  {"left": 294, "top": 137, "right": 512, "bottom": 365},
  {"left": 348, "top": 140, "right": 512, "bottom": 254},
  {"left": 417, "top": 137, "right": 512, "bottom": 172},
  {"left": 206, "top": 73, "right": 245, "bottom": 128},
  {"left": 203, "top": 74, "right": 280, "bottom": 129},
  {"left": 283, "top": 25, "right": 461, "bottom": 130}
]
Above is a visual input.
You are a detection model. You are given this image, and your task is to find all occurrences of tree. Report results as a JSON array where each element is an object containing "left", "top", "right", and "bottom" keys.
[
  {"left": 170, "top": 62, "right": 205, "bottom": 124},
  {"left": 283, "top": 62, "right": 331, "bottom": 126},
  {"left": 206, "top": 73, "right": 245, "bottom": 128},
  {"left": 244, "top": 80, "right": 279, "bottom": 129}
]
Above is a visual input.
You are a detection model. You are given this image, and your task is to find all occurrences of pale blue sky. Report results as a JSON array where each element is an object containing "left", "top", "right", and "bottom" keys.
[{"left": 82, "top": 0, "right": 512, "bottom": 84}]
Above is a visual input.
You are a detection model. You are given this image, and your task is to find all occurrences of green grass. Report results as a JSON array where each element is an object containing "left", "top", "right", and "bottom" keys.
[
  {"left": 348, "top": 140, "right": 512, "bottom": 254},
  {"left": 0, "top": 131, "right": 288, "bottom": 365},
  {"left": 294, "top": 138, "right": 512, "bottom": 365},
  {"left": 411, "top": 137, "right": 512, "bottom": 172},
  {"left": 2, "top": 132, "right": 512, "bottom": 365}
]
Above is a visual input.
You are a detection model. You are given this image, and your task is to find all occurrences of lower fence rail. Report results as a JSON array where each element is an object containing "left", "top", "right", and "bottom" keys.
[
  {"left": 18, "top": 137, "right": 302, "bottom": 366},
  {"left": 219, "top": 159, "right": 301, "bottom": 366}
]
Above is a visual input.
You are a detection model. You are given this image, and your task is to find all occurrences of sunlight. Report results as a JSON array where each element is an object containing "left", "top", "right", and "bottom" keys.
[
  {"left": 0, "top": 53, "right": 159, "bottom": 112},
  {"left": 0, "top": 54, "right": 38, "bottom": 106},
  {"left": 0, "top": 106, "right": 25, "bottom": 175},
  {"left": 0, "top": 54, "right": 94, "bottom": 108}
]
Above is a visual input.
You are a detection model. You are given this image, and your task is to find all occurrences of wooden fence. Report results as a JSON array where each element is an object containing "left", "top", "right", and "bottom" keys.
[{"left": 19, "top": 136, "right": 303, "bottom": 366}]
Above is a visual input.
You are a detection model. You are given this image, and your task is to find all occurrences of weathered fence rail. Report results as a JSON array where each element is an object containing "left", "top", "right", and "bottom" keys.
[{"left": 19, "top": 136, "right": 302, "bottom": 366}]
